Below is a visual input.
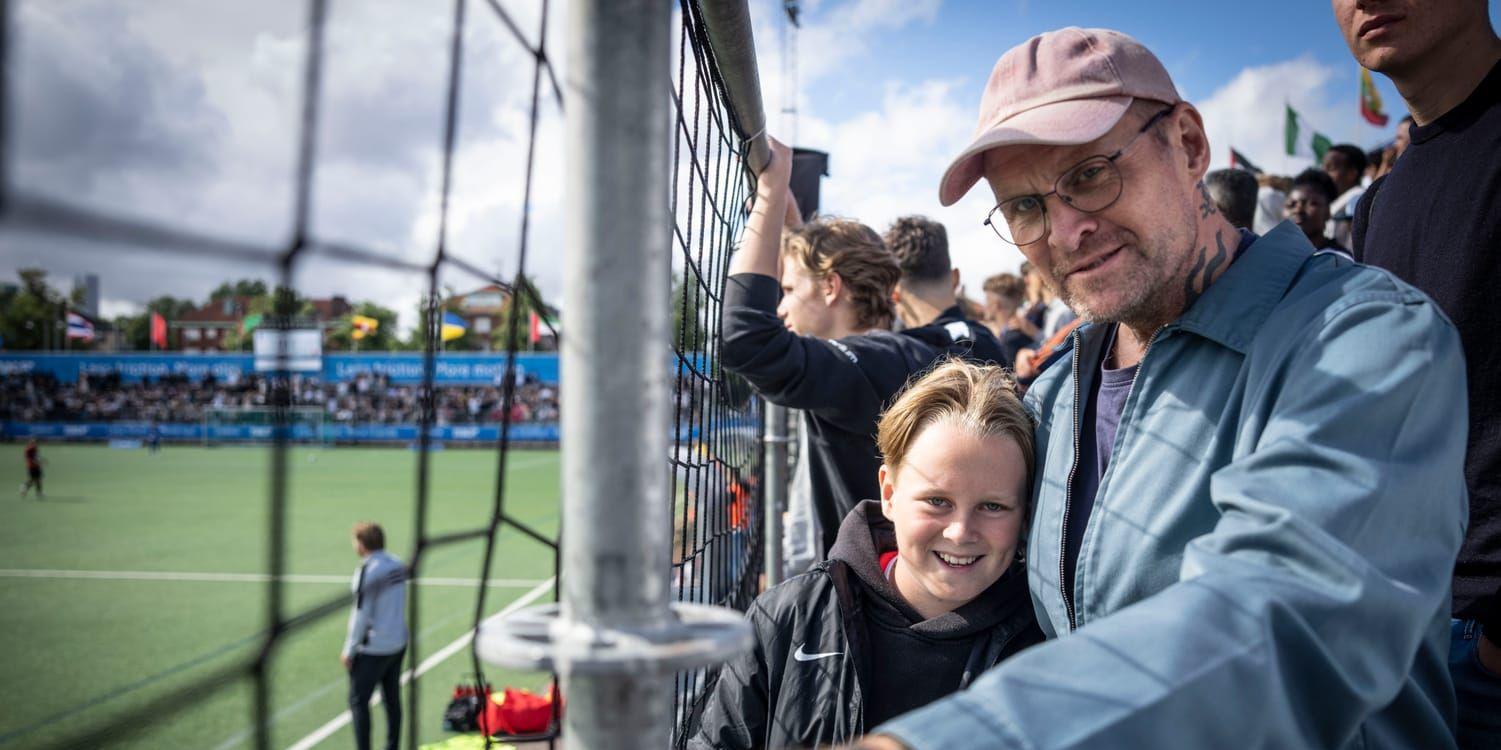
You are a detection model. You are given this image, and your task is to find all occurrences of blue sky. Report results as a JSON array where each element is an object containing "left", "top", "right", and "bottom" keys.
[
  {"left": 744, "top": 0, "right": 1501, "bottom": 283},
  {"left": 5, "top": 0, "right": 1497, "bottom": 323}
]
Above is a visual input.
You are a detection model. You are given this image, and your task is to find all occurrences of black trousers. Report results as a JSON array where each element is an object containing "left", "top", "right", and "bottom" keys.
[{"left": 348, "top": 649, "right": 405, "bottom": 750}]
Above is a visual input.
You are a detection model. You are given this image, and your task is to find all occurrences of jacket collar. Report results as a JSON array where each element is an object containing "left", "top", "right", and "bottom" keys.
[{"left": 1172, "top": 222, "right": 1312, "bottom": 354}]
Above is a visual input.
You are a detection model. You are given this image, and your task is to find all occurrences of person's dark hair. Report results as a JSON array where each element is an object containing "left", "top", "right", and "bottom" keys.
[
  {"left": 883, "top": 216, "right": 951, "bottom": 284},
  {"left": 353, "top": 521, "right": 386, "bottom": 551},
  {"left": 1327, "top": 144, "right": 1367, "bottom": 176},
  {"left": 1292, "top": 168, "right": 1339, "bottom": 204},
  {"left": 1204, "top": 168, "right": 1258, "bottom": 230},
  {"left": 1364, "top": 148, "right": 1383, "bottom": 170}
]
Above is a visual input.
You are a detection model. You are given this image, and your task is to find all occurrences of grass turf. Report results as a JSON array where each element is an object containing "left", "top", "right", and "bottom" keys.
[{"left": 0, "top": 443, "right": 560, "bottom": 749}]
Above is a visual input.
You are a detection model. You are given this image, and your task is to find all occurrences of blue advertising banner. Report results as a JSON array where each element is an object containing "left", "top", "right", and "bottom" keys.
[
  {"left": 2, "top": 421, "right": 562, "bottom": 443},
  {"left": 0, "top": 353, "right": 560, "bottom": 385}
]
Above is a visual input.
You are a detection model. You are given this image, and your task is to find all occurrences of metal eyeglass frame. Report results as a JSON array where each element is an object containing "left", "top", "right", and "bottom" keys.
[{"left": 983, "top": 105, "right": 1178, "bottom": 247}]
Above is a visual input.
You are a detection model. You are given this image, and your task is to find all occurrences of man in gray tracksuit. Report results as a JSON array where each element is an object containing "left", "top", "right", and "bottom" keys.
[{"left": 342, "top": 522, "right": 408, "bottom": 750}]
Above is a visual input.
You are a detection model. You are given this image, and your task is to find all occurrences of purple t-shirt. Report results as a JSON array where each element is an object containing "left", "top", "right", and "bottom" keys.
[{"left": 1063, "top": 326, "right": 1137, "bottom": 598}]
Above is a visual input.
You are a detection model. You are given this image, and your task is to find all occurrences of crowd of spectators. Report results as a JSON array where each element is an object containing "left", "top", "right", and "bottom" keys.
[{"left": 0, "top": 370, "right": 560, "bottom": 426}]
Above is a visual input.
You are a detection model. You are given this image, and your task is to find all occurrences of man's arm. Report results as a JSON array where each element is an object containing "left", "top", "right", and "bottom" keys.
[{"left": 872, "top": 291, "right": 1468, "bottom": 749}]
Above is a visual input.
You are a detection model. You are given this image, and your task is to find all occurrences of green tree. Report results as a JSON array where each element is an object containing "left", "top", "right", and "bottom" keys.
[
  {"left": 491, "top": 276, "right": 558, "bottom": 353},
  {"left": 671, "top": 271, "right": 710, "bottom": 352},
  {"left": 0, "top": 269, "right": 67, "bottom": 350},
  {"left": 325, "top": 302, "right": 401, "bottom": 351},
  {"left": 116, "top": 296, "right": 198, "bottom": 350},
  {"left": 221, "top": 286, "right": 313, "bottom": 351},
  {"left": 209, "top": 279, "right": 269, "bottom": 301}
]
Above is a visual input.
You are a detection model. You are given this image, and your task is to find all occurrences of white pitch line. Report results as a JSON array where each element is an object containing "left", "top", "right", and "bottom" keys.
[
  {"left": 285, "top": 576, "right": 555, "bottom": 750},
  {"left": 0, "top": 569, "right": 546, "bottom": 588}
]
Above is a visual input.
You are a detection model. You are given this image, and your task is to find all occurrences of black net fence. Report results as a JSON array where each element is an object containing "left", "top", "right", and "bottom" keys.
[
  {"left": 0, "top": 0, "right": 765, "bottom": 747},
  {"left": 667, "top": 1, "right": 767, "bottom": 746}
]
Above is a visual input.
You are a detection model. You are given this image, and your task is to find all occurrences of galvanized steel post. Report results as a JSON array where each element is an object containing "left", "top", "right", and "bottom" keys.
[{"left": 476, "top": 1, "right": 752, "bottom": 747}]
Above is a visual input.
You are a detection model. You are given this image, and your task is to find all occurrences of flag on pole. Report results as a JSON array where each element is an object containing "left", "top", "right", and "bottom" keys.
[
  {"left": 150, "top": 312, "right": 168, "bottom": 350},
  {"left": 1229, "top": 147, "right": 1263, "bottom": 174},
  {"left": 440, "top": 312, "right": 468, "bottom": 342},
  {"left": 528, "top": 311, "right": 542, "bottom": 345},
  {"left": 66, "top": 311, "right": 95, "bottom": 342},
  {"left": 1284, "top": 105, "right": 1299, "bottom": 156},
  {"left": 1285, "top": 104, "right": 1333, "bottom": 162},
  {"left": 1311, "top": 132, "right": 1333, "bottom": 162},
  {"left": 350, "top": 314, "right": 379, "bottom": 341},
  {"left": 1359, "top": 68, "right": 1389, "bottom": 126}
]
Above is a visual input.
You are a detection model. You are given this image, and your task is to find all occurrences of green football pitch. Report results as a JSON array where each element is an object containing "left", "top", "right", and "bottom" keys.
[{"left": 0, "top": 443, "right": 561, "bottom": 750}]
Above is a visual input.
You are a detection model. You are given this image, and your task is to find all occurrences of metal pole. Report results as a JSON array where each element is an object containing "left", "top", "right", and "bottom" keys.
[
  {"left": 763, "top": 403, "right": 788, "bottom": 587},
  {"left": 562, "top": 0, "right": 673, "bottom": 746},
  {"left": 697, "top": 0, "right": 770, "bottom": 173},
  {"left": 478, "top": 4, "right": 754, "bottom": 744}
]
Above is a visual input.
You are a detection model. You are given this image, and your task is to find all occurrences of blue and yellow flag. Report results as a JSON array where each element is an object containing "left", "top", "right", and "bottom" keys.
[{"left": 441, "top": 312, "right": 467, "bottom": 342}]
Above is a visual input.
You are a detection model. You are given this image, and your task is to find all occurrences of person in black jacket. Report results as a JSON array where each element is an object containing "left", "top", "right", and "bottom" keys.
[
  {"left": 884, "top": 216, "right": 1009, "bottom": 366},
  {"left": 690, "top": 359, "right": 1044, "bottom": 749},
  {"left": 721, "top": 138, "right": 1003, "bottom": 558}
]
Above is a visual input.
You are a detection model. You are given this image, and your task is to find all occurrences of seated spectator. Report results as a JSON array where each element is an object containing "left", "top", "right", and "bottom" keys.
[
  {"left": 691, "top": 359, "right": 1043, "bottom": 749},
  {"left": 1284, "top": 168, "right": 1349, "bottom": 257}
]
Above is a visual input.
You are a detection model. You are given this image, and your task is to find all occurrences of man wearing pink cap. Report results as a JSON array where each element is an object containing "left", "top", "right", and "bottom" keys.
[{"left": 854, "top": 27, "right": 1468, "bottom": 749}]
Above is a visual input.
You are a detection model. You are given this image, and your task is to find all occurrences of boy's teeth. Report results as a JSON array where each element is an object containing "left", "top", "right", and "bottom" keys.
[{"left": 937, "top": 552, "right": 978, "bottom": 566}]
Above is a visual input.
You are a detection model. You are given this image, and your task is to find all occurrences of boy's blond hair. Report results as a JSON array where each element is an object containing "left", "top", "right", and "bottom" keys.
[{"left": 877, "top": 359, "right": 1035, "bottom": 484}]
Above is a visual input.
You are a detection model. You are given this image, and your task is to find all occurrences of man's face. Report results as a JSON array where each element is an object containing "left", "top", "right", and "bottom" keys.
[
  {"left": 1331, "top": 0, "right": 1477, "bottom": 75},
  {"left": 984, "top": 292, "right": 1019, "bottom": 324},
  {"left": 777, "top": 258, "right": 836, "bottom": 338},
  {"left": 880, "top": 422, "right": 1026, "bottom": 617},
  {"left": 981, "top": 107, "right": 1200, "bottom": 325},
  {"left": 1394, "top": 118, "right": 1413, "bottom": 155},
  {"left": 1321, "top": 152, "right": 1358, "bottom": 194},
  {"left": 1284, "top": 186, "right": 1331, "bottom": 243}
]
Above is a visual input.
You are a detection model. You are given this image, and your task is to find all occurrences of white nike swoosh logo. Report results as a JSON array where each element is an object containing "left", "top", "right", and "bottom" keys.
[{"left": 793, "top": 644, "right": 842, "bottom": 662}]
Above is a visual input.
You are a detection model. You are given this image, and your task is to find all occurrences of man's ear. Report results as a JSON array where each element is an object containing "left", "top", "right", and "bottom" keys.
[
  {"left": 823, "top": 272, "right": 844, "bottom": 306},
  {"left": 950, "top": 268, "right": 961, "bottom": 294},
  {"left": 1174, "top": 104, "right": 1212, "bottom": 183}
]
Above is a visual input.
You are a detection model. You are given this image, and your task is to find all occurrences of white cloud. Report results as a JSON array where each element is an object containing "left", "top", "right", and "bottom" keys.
[
  {"left": 1197, "top": 55, "right": 1391, "bottom": 176},
  {"left": 3, "top": 0, "right": 563, "bottom": 336}
]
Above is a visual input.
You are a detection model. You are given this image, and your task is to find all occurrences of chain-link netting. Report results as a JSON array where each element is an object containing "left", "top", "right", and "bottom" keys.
[
  {"left": 667, "top": 2, "right": 766, "bottom": 746},
  {"left": 0, "top": 0, "right": 766, "bottom": 746}
]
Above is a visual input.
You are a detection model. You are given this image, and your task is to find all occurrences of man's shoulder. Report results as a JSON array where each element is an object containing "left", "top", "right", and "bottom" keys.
[{"left": 1274, "top": 251, "right": 1449, "bottom": 330}]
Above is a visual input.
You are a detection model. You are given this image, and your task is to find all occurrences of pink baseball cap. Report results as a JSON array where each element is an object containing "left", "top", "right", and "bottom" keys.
[{"left": 938, "top": 27, "right": 1182, "bottom": 207}]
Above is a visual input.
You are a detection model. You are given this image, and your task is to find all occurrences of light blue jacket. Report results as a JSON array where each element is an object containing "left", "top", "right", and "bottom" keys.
[
  {"left": 343, "top": 550, "right": 409, "bottom": 657},
  {"left": 879, "top": 223, "right": 1468, "bottom": 749}
]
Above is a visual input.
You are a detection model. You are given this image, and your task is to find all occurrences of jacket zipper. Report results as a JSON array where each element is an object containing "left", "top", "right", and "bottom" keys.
[
  {"left": 1058, "top": 328, "right": 1085, "bottom": 631},
  {"left": 1058, "top": 325, "right": 1165, "bottom": 632}
]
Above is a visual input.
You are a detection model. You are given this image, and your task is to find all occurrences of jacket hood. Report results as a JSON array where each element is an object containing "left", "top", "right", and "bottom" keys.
[{"left": 828, "top": 500, "right": 1031, "bottom": 639}]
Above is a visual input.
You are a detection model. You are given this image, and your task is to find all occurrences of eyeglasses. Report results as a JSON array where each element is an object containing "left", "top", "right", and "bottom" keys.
[{"left": 983, "top": 106, "right": 1176, "bottom": 247}]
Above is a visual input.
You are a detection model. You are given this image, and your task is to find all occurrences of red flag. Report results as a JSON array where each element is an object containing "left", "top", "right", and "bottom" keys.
[
  {"left": 150, "top": 312, "right": 168, "bottom": 350},
  {"left": 1359, "top": 68, "right": 1389, "bottom": 126},
  {"left": 528, "top": 311, "right": 541, "bottom": 345}
]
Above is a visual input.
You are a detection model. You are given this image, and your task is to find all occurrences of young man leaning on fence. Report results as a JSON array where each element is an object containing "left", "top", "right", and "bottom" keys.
[
  {"left": 719, "top": 139, "right": 1003, "bottom": 568},
  {"left": 849, "top": 27, "right": 1469, "bottom": 750}
]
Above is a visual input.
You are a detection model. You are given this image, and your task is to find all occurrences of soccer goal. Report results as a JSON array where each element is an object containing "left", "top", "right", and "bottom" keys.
[{"left": 201, "top": 405, "right": 328, "bottom": 447}]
